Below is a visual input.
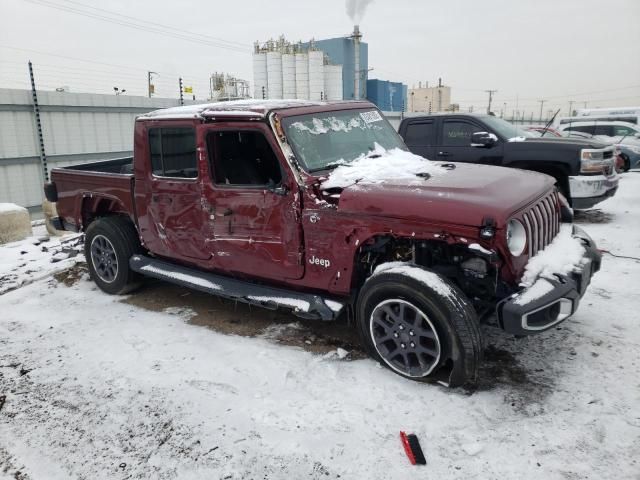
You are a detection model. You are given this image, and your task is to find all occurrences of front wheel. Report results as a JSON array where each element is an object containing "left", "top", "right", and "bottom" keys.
[{"left": 356, "top": 264, "right": 483, "bottom": 387}]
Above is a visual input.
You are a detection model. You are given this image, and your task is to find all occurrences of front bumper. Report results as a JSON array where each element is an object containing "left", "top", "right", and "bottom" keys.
[
  {"left": 569, "top": 173, "right": 619, "bottom": 209},
  {"left": 497, "top": 226, "right": 601, "bottom": 335}
]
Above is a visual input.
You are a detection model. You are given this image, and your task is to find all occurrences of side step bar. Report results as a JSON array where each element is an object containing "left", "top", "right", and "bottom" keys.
[{"left": 129, "top": 255, "right": 346, "bottom": 321}]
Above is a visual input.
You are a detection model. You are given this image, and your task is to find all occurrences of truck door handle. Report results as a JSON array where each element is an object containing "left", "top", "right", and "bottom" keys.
[
  {"left": 437, "top": 151, "right": 451, "bottom": 157},
  {"left": 221, "top": 208, "right": 233, "bottom": 216}
]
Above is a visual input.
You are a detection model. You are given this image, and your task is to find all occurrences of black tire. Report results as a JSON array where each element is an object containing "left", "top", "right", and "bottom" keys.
[
  {"left": 356, "top": 264, "right": 483, "bottom": 387},
  {"left": 622, "top": 154, "right": 630, "bottom": 172},
  {"left": 85, "top": 216, "right": 142, "bottom": 295}
]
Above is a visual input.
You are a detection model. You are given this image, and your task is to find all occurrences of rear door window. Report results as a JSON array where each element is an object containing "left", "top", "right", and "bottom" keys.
[
  {"left": 594, "top": 125, "right": 614, "bottom": 136},
  {"left": 567, "top": 125, "right": 596, "bottom": 135},
  {"left": 404, "top": 121, "right": 434, "bottom": 146},
  {"left": 148, "top": 127, "right": 197, "bottom": 178}
]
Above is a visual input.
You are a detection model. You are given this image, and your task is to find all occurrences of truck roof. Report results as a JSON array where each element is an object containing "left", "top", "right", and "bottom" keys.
[
  {"left": 402, "top": 112, "right": 493, "bottom": 119},
  {"left": 137, "top": 99, "right": 374, "bottom": 121}
]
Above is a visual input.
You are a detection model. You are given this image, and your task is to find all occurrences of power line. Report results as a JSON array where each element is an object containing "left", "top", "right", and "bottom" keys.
[
  {"left": 59, "top": 0, "right": 249, "bottom": 49},
  {"left": 24, "top": 0, "right": 250, "bottom": 53},
  {"left": 0, "top": 46, "right": 223, "bottom": 86}
]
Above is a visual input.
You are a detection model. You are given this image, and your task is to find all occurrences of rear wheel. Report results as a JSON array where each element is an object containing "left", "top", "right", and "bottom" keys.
[
  {"left": 356, "top": 264, "right": 483, "bottom": 387},
  {"left": 85, "top": 216, "right": 142, "bottom": 294}
]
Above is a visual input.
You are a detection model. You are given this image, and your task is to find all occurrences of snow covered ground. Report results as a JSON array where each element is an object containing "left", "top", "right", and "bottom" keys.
[{"left": 1, "top": 175, "right": 639, "bottom": 479}]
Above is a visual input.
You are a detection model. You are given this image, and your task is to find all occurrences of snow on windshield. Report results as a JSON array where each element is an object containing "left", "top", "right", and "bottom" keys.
[
  {"left": 290, "top": 116, "right": 367, "bottom": 135},
  {"left": 320, "top": 143, "right": 446, "bottom": 190}
]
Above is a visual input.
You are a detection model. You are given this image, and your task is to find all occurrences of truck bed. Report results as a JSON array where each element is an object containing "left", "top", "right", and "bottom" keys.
[
  {"left": 61, "top": 156, "right": 134, "bottom": 174},
  {"left": 50, "top": 157, "right": 136, "bottom": 231}
]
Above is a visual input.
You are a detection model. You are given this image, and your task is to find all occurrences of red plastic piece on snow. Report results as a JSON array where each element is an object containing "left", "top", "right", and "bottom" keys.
[
  {"left": 400, "top": 431, "right": 416, "bottom": 465},
  {"left": 400, "top": 431, "right": 427, "bottom": 465}
]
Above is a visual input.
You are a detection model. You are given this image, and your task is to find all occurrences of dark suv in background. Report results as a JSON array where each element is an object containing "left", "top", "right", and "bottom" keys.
[{"left": 398, "top": 113, "right": 619, "bottom": 209}]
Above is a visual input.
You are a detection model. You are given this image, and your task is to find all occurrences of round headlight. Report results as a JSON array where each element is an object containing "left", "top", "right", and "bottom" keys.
[{"left": 506, "top": 219, "right": 527, "bottom": 256}]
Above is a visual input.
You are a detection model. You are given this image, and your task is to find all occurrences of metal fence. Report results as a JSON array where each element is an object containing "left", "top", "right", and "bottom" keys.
[{"left": 0, "top": 88, "right": 203, "bottom": 210}]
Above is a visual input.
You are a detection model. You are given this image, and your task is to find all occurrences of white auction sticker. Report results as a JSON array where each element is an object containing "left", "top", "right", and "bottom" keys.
[{"left": 360, "top": 110, "right": 383, "bottom": 124}]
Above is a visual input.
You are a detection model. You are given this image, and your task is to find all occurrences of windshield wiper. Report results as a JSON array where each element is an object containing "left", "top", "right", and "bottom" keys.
[{"left": 540, "top": 108, "right": 561, "bottom": 137}]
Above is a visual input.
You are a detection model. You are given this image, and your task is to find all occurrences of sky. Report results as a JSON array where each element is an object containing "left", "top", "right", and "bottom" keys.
[{"left": 1, "top": 0, "right": 639, "bottom": 117}]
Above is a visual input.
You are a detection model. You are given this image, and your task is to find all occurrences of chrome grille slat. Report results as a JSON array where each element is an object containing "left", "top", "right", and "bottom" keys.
[
  {"left": 548, "top": 196, "right": 556, "bottom": 239},
  {"left": 530, "top": 209, "right": 539, "bottom": 256},
  {"left": 523, "top": 213, "right": 533, "bottom": 257},
  {"left": 551, "top": 195, "right": 559, "bottom": 238},
  {"left": 534, "top": 205, "right": 545, "bottom": 252},
  {"left": 543, "top": 197, "right": 553, "bottom": 245},
  {"left": 542, "top": 197, "right": 551, "bottom": 245},
  {"left": 539, "top": 201, "right": 549, "bottom": 247},
  {"left": 518, "top": 192, "right": 561, "bottom": 259},
  {"left": 554, "top": 192, "right": 560, "bottom": 236}
]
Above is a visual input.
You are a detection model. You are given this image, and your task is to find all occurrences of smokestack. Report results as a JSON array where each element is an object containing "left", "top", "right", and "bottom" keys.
[{"left": 352, "top": 25, "right": 362, "bottom": 99}]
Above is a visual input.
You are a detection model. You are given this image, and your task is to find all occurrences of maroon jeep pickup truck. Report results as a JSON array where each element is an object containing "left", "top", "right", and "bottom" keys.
[{"left": 44, "top": 100, "right": 601, "bottom": 387}]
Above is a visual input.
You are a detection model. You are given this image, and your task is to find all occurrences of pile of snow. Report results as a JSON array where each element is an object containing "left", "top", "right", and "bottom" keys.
[
  {"left": 372, "top": 261, "right": 456, "bottom": 301},
  {"left": 520, "top": 225, "right": 586, "bottom": 287},
  {"left": 0, "top": 224, "right": 80, "bottom": 294},
  {"left": 320, "top": 143, "right": 446, "bottom": 190},
  {"left": 0, "top": 203, "right": 32, "bottom": 244},
  {"left": 513, "top": 278, "right": 556, "bottom": 306}
]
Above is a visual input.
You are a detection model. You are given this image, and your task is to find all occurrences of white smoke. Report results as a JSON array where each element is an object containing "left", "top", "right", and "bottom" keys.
[{"left": 346, "top": 0, "right": 375, "bottom": 23}]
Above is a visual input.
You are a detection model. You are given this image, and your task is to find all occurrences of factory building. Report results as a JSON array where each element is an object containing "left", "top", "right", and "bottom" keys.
[
  {"left": 308, "top": 27, "right": 368, "bottom": 101},
  {"left": 252, "top": 27, "right": 369, "bottom": 102},
  {"left": 252, "top": 38, "right": 343, "bottom": 101},
  {"left": 407, "top": 81, "right": 453, "bottom": 113},
  {"left": 366, "top": 79, "right": 407, "bottom": 112}
]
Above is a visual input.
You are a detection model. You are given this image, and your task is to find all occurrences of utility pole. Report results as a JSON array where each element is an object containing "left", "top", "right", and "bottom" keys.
[
  {"left": 568, "top": 100, "right": 574, "bottom": 117},
  {"left": 538, "top": 99, "right": 546, "bottom": 122},
  {"left": 485, "top": 89, "right": 497, "bottom": 114},
  {"left": 28, "top": 61, "right": 48, "bottom": 182},
  {"left": 148, "top": 71, "right": 158, "bottom": 98},
  {"left": 179, "top": 77, "right": 184, "bottom": 105}
]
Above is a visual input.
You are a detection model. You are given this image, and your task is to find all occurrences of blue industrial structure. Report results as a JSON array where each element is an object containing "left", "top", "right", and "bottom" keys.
[
  {"left": 366, "top": 79, "right": 407, "bottom": 112},
  {"left": 305, "top": 37, "right": 368, "bottom": 100}
]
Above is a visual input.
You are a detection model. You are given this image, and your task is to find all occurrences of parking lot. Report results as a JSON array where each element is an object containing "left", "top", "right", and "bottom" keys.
[{"left": 0, "top": 172, "right": 638, "bottom": 479}]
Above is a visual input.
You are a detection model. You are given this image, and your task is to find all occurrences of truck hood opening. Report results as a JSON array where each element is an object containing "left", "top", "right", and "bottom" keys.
[{"left": 328, "top": 163, "right": 556, "bottom": 227}]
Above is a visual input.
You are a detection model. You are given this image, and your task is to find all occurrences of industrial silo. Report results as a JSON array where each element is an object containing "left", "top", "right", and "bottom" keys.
[
  {"left": 282, "top": 53, "right": 296, "bottom": 99},
  {"left": 324, "top": 65, "right": 343, "bottom": 101},
  {"left": 295, "top": 52, "right": 309, "bottom": 100},
  {"left": 252, "top": 51, "right": 268, "bottom": 100},
  {"left": 266, "top": 51, "right": 283, "bottom": 99},
  {"left": 308, "top": 50, "right": 325, "bottom": 101}
]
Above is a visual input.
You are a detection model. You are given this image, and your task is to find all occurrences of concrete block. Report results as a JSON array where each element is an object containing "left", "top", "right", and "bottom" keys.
[{"left": 0, "top": 203, "right": 32, "bottom": 244}]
